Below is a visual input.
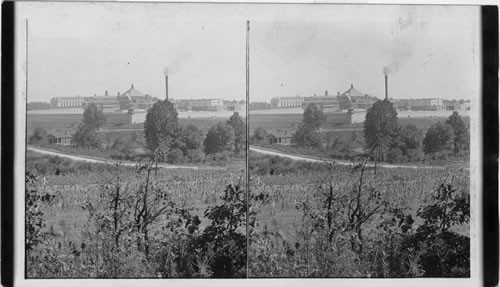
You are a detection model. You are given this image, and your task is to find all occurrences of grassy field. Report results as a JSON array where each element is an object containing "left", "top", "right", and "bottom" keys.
[
  {"left": 27, "top": 113, "right": 232, "bottom": 135},
  {"left": 249, "top": 109, "right": 470, "bottom": 134},
  {"left": 248, "top": 152, "right": 470, "bottom": 277},
  {"left": 251, "top": 165, "right": 469, "bottom": 237},
  {"left": 37, "top": 167, "right": 240, "bottom": 244},
  {"left": 27, "top": 114, "right": 83, "bottom": 135},
  {"left": 26, "top": 151, "right": 246, "bottom": 278}
]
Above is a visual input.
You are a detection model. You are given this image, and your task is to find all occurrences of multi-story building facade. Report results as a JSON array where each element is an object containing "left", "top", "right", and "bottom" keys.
[
  {"left": 224, "top": 100, "right": 246, "bottom": 112},
  {"left": 270, "top": 96, "right": 304, "bottom": 108},
  {"left": 174, "top": 98, "right": 224, "bottom": 111},
  {"left": 82, "top": 92, "right": 120, "bottom": 109},
  {"left": 394, "top": 99, "right": 411, "bottom": 110},
  {"left": 395, "top": 98, "right": 446, "bottom": 111},
  {"left": 50, "top": 96, "right": 85, "bottom": 108},
  {"left": 303, "top": 91, "right": 340, "bottom": 110},
  {"left": 51, "top": 84, "right": 153, "bottom": 110},
  {"left": 407, "top": 98, "right": 444, "bottom": 111}
]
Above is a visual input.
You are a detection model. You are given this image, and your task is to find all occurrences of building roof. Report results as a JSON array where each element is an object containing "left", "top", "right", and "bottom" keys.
[
  {"left": 305, "top": 95, "right": 339, "bottom": 100},
  {"left": 52, "top": 96, "right": 84, "bottom": 100},
  {"left": 267, "top": 129, "right": 293, "bottom": 138},
  {"left": 89, "top": 95, "right": 119, "bottom": 100},
  {"left": 121, "top": 84, "right": 147, "bottom": 98},
  {"left": 175, "top": 98, "right": 223, "bottom": 102},
  {"left": 338, "top": 84, "right": 369, "bottom": 100},
  {"left": 271, "top": 96, "right": 305, "bottom": 100},
  {"left": 47, "top": 130, "right": 74, "bottom": 138}
]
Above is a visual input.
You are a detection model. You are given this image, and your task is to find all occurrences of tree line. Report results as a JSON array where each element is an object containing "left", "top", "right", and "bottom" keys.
[
  {"left": 30, "top": 101, "right": 246, "bottom": 164},
  {"left": 363, "top": 100, "right": 469, "bottom": 163},
  {"left": 251, "top": 101, "right": 469, "bottom": 164}
]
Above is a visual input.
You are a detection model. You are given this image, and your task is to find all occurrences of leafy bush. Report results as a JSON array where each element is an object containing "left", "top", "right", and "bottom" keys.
[
  {"left": 204, "top": 123, "right": 235, "bottom": 155},
  {"left": 249, "top": 157, "right": 470, "bottom": 278},
  {"left": 27, "top": 160, "right": 248, "bottom": 278},
  {"left": 195, "top": 184, "right": 247, "bottom": 277},
  {"left": 423, "top": 122, "right": 455, "bottom": 154},
  {"left": 371, "top": 181, "right": 470, "bottom": 277},
  {"left": 26, "top": 172, "right": 52, "bottom": 252},
  {"left": 186, "top": 149, "right": 205, "bottom": 163},
  {"left": 406, "top": 148, "right": 425, "bottom": 162},
  {"left": 446, "top": 111, "right": 469, "bottom": 156},
  {"left": 292, "top": 123, "right": 326, "bottom": 148},
  {"left": 29, "top": 127, "right": 49, "bottom": 145},
  {"left": 167, "top": 148, "right": 185, "bottom": 164},
  {"left": 226, "top": 112, "right": 246, "bottom": 154},
  {"left": 364, "top": 99, "right": 399, "bottom": 155},
  {"left": 386, "top": 147, "right": 405, "bottom": 163},
  {"left": 251, "top": 127, "right": 268, "bottom": 144}
]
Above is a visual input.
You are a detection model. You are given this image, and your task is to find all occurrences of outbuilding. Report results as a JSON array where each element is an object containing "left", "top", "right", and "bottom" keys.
[
  {"left": 47, "top": 131, "right": 74, "bottom": 146},
  {"left": 267, "top": 130, "right": 293, "bottom": 145}
]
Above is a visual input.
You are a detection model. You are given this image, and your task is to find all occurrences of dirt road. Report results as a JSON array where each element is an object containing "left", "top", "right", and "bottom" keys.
[
  {"left": 249, "top": 145, "right": 466, "bottom": 170},
  {"left": 27, "top": 146, "right": 221, "bottom": 170}
]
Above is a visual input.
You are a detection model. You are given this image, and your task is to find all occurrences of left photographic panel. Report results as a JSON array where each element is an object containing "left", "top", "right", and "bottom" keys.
[{"left": 20, "top": 2, "right": 247, "bottom": 279}]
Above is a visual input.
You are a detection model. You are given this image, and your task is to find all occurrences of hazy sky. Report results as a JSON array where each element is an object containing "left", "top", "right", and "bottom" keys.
[{"left": 20, "top": 3, "right": 480, "bottom": 103}]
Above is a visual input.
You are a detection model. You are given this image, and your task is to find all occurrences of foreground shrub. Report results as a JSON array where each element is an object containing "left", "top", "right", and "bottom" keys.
[
  {"left": 249, "top": 159, "right": 470, "bottom": 278},
  {"left": 27, "top": 160, "right": 248, "bottom": 278}
]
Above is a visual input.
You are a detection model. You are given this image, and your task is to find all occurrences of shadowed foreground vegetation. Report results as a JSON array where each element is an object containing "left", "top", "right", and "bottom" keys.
[
  {"left": 249, "top": 153, "right": 470, "bottom": 278},
  {"left": 26, "top": 153, "right": 247, "bottom": 278}
]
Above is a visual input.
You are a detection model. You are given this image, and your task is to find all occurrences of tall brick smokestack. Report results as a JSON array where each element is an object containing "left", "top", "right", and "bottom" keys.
[
  {"left": 384, "top": 74, "right": 388, "bottom": 100},
  {"left": 165, "top": 74, "right": 169, "bottom": 100},
  {"left": 163, "top": 67, "right": 169, "bottom": 100}
]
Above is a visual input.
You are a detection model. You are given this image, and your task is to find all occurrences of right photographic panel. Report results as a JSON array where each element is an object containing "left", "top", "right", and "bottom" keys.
[{"left": 247, "top": 5, "right": 479, "bottom": 278}]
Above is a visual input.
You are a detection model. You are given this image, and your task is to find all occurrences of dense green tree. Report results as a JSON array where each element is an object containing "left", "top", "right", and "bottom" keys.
[
  {"left": 303, "top": 103, "right": 325, "bottom": 130},
  {"left": 83, "top": 103, "right": 107, "bottom": 129},
  {"left": 399, "top": 124, "right": 423, "bottom": 154},
  {"left": 179, "top": 125, "right": 204, "bottom": 154},
  {"left": 73, "top": 123, "right": 103, "bottom": 149},
  {"left": 363, "top": 99, "right": 399, "bottom": 159},
  {"left": 445, "top": 111, "right": 469, "bottom": 155},
  {"left": 144, "top": 100, "right": 179, "bottom": 154},
  {"left": 30, "top": 127, "right": 48, "bottom": 144},
  {"left": 72, "top": 104, "right": 107, "bottom": 148},
  {"left": 203, "top": 123, "right": 235, "bottom": 155},
  {"left": 111, "top": 137, "right": 132, "bottom": 154},
  {"left": 226, "top": 112, "right": 246, "bottom": 154},
  {"left": 292, "top": 123, "right": 325, "bottom": 149},
  {"left": 423, "top": 122, "right": 455, "bottom": 154},
  {"left": 386, "top": 147, "right": 405, "bottom": 163},
  {"left": 251, "top": 127, "right": 268, "bottom": 144},
  {"left": 166, "top": 148, "right": 185, "bottom": 164}
]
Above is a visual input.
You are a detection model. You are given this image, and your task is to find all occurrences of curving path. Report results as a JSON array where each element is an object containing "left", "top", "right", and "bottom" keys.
[
  {"left": 27, "top": 146, "right": 221, "bottom": 170},
  {"left": 27, "top": 145, "right": 468, "bottom": 171},
  {"left": 250, "top": 145, "right": 469, "bottom": 170}
]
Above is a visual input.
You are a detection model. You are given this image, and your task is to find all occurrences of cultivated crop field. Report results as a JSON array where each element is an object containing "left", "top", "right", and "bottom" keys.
[
  {"left": 248, "top": 153, "right": 470, "bottom": 278},
  {"left": 26, "top": 152, "right": 247, "bottom": 278},
  {"left": 36, "top": 168, "right": 242, "bottom": 242}
]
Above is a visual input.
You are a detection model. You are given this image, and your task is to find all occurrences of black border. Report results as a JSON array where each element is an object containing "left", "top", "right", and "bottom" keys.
[
  {"left": 9, "top": 2, "right": 499, "bottom": 283},
  {"left": 481, "top": 5, "right": 499, "bottom": 287},
  {"left": 2, "top": 2, "right": 15, "bottom": 287}
]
